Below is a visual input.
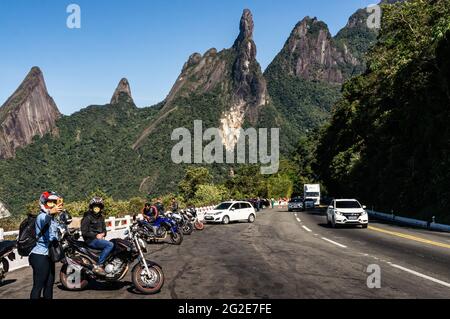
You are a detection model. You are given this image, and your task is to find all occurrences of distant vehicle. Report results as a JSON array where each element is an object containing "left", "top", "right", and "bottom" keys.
[
  {"left": 326, "top": 199, "right": 369, "bottom": 229},
  {"left": 304, "top": 184, "right": 321, "bottom": 206},
  {"left": 288, "top": 198, "right": 304, "bottom": 212},
  {"left": 204, "top": 201, "right": 256, "bottom": 225},
  {"left": 303, "top": 198, "right": 316, "bottom": 210}
]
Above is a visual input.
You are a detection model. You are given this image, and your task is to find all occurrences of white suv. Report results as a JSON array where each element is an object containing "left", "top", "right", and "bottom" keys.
[
  {"left": 326, "top": 199, "right": 369, "bottom": 228},
  {"left": 204, "top": 201, "right": 256, "bottom": 225}
]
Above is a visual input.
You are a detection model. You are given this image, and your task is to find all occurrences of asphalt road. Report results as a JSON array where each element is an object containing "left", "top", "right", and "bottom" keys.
[{"left": 1, "top": 207, "right": 450, "bottom": 299}]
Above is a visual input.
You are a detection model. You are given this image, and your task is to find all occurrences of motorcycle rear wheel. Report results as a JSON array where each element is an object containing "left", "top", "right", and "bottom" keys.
[
  {"left": 132, "top": 263, "right": 164, "bottom": 295},
  {"left": 60, "top": 264, "right": 89, "bottom": 291},
  {"left": 0, "top": 258, "right": 9, "bottom": 281}
]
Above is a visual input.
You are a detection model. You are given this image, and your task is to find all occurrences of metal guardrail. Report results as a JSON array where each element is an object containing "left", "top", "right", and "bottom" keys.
[{"left": 367, "top": 210, "right": 450, "bottom": 233}]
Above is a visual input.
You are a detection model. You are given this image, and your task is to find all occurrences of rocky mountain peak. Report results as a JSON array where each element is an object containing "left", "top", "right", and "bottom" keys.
[
  {"left": 133, "top": 9, "right": 268, "bottom": 151},
  {"left": 0, "top": 67, "right": 61, "bottom": 159},
  {"left": 110, "top": 78, "right": 134, "bottom": 105},
  {"left": 233, "top": 9, "right": 254, "bottom": 48},
  {"left": 267, "top": 15, "right": 361, "bottom": 85}
]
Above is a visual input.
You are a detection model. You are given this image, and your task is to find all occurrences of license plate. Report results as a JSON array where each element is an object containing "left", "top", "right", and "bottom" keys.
[
  {"left": 348, "top": 216, "right": 358, "bottom": 220},
  {"left": 205, "top": 216, "right": 213, "bottom": 220}
]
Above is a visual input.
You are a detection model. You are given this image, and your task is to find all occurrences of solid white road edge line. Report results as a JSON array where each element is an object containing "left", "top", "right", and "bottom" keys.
[
  {"left": 388, "top": 263, "right": 450, "bottom": 288},
  {"left": 302, "top": 225, "right": 312, "bottom": 232},
  {"left": 322, "top": 237, "right": 347, "bottom": 248}
]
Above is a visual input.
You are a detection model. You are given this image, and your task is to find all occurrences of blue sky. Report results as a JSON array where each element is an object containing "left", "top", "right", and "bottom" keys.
[{"left": 0, "top": 0, "right": 375, "bottom": 115}]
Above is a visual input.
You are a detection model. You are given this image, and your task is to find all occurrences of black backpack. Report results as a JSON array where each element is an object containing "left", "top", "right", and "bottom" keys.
[{"left": 17, "top": 214, "right": 50, "bottom": 257}]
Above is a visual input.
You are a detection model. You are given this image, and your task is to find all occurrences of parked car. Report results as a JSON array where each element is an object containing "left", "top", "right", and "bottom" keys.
[
  {"left": 288, "top": 198, "right": 304, "bottom": 212},
  {"left": 204, "top": 201, "right": 256, "bottom": 225},
  {"left": 326, "top": 199, "right": 369, "bottom": 228},
  {"left": 304, "top": 198, "right": 316, "bottom": 210}
]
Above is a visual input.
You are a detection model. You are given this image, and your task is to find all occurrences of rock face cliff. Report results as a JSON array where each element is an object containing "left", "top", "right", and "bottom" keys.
[
  {"left": 133, "top": 9, "right": 268, "bottom": 151},
  {"left": 0, "top": 67, "right": 61, "bottom": 159},
  {"left": 268, "top": 17, "right": 361, "bottom": 85},
  {"left": 110, "top": 78, "right": 134, "bottom": 105}
]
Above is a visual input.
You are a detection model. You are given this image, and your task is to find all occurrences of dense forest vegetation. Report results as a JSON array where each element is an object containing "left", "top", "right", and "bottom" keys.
[{"left": 315, "top": 0, "right": 450, "bottom": 222}]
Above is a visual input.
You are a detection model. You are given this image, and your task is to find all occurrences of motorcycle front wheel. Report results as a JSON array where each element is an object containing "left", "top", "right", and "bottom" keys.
[
  {"left": 182, "top": 222, "right": 194, "bottom": 235},
  {"left": 132, "top": 263, "right": 164, "bottom": 295},
  {"left": 194, "top": 220, "right": 205, "bottom": 231},
  {"left": 60, "top": 264, "right": 89, "bottom": 291},
  {"left": 170, "top": 230, "right": 183, "bottom": 245}
]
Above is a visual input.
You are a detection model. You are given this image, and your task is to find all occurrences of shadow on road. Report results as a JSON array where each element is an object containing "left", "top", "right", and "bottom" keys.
[
  {"left": 57, "top": 280, "right": 133, "bottom": 292},
  {"left": 0, "top": 279, "right": 17, "bottom": 287},
  {"left": 318, "top": 223, "right": 366, "bottom": 230}
]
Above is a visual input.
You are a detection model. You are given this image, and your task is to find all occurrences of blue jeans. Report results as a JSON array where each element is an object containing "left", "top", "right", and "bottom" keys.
[{"left": 88, "top": 239, "right": 114, "bottom": 265}]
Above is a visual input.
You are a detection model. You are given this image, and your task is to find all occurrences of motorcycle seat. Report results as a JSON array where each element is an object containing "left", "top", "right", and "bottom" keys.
[
  {"left": 73, "top": 240, "right": 105, "bottom": 255},
  {"left": 0, "top": 241, "right": 16, "bottom": 256}
]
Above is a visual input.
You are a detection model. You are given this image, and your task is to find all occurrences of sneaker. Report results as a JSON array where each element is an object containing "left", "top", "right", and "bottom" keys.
[{"left": 92, "top": 265, "right": 107, "bottom": 276}]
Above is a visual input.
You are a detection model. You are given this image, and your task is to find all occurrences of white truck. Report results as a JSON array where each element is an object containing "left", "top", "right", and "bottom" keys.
[{"left": 304, "top": 184, "right": 321, "bottom": 207}]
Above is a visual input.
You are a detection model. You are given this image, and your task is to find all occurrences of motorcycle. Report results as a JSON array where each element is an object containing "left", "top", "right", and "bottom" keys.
[
  {"left": 167, "top": 211, "right": 193, "bottom": 236},
  {"left": 183, "top": 207, "right": 205, "bottom": 231},
  {"left": 137, "top": 215, "right": 183, "bottom": 245},
  {"left": 56, "top": 212, "right": 164, "bottom": 294},
  {"left": 0, "top": 240, "right": 16, "bottom": 283}
]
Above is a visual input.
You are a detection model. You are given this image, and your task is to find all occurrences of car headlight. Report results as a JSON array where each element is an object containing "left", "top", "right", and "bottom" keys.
[{"left": 335, "top": 211, "right": 342, "bottom": 216}]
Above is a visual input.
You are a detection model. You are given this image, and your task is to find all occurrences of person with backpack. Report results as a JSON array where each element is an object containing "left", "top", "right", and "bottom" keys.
[
  {"left": 81, "top": 197, "right": 113, "bottom": 276},
  {"left": 28, "top": 191, "right": 63, "bottom": 299}
]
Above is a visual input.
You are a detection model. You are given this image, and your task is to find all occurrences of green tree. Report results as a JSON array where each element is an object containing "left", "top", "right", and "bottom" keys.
[{"left": 178, "top": 166, "right": 213, "bottom": 201}]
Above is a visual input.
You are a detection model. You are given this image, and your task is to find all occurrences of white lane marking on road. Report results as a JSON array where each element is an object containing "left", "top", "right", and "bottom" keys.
[
  {"left": 296, "top": 218, "right": 301, "bottom": 223},
  {"left": 388, "top": 263, "right": 450, "bottom": 288},
  {"left": 302, "top": 225, "right": 312, "bottom": 232},
  {"left": 321, "top": 237, "right": 347, "bottom": 248}
]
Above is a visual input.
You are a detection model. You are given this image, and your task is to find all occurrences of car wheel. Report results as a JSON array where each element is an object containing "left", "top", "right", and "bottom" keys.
[
  {"left": 331, "top": 217, "right": 337, "bottom": 228},
  {"left": 222, "top": 216, "right": 230, "bottom": 225},
  {"left": 248, "top": 214, "right": 255, "bottom": 223}
]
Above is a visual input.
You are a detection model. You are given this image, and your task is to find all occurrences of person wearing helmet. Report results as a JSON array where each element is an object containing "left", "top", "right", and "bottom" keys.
[
  {"left": 81, "top": 197, "right": 113, "bottom": 276},
  {"left": 29, "top": 191, "right": 64, "bottom": 299}
]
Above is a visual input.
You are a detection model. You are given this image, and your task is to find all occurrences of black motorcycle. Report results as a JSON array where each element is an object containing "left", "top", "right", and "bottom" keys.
[
  {"left": 56, "top": 212, "right": 164, "bottom": 294},
  {"left": 0, "top": 240, "right": 16, "bottom": 283},
  {"left": 168, "top": 211, "right": 193, "bottom": 236}
]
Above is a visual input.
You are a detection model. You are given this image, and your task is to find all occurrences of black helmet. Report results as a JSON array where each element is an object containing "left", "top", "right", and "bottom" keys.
[
  {"left": 89, "top": 197, "right": 104, "bottom": 209},
  {"left": 59, "top": 210, "right": 72, "bottom": 225}
]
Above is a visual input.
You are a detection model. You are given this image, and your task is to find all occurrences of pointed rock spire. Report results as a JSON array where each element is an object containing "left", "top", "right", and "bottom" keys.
[
  {"left": 110, "top": 78, "right": 134, "bottom": 105},
  {"left": 233, "top": 9, "right": 254, "bottom": 48},
  {"left": 0, "top": 66, "right": 61, "bottom": 159}
]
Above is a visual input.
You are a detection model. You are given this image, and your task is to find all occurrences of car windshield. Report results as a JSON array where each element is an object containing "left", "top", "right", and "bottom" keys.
[
  {"left": 306, "top": 192, "right": 319, "bottom": 197},
  {"left": 215, "top": 203, "right": 233, "bottom": 210},
  {"left": 336, "top": 201, "right": 361, "bottom": 209}
]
